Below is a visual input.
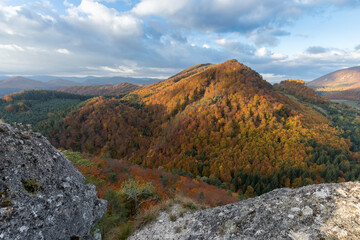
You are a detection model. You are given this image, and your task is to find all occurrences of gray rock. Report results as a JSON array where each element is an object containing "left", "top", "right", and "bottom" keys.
[
  {"left": 130, "top": 182, "right": 360, "bottom": 239},
  {"left": 0, "top": 123, "right": 107, "bottom": 240}
]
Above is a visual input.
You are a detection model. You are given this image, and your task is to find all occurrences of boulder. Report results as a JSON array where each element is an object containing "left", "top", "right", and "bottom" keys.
[
  {"left": 0, "top": 123, "right": 107, "bottom": 240},
  {"left": 130, "top": 181, "right": 360, "bottom": 239}
]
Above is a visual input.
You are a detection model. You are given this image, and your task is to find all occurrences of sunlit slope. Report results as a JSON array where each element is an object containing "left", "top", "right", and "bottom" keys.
[{"left": 52, "top": 60, "right": 353, "bottom": 195}]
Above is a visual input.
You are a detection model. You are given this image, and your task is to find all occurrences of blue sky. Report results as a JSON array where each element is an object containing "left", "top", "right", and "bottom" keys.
[{"left": 0, "top": 0, "right": 360, "bottom": 82}]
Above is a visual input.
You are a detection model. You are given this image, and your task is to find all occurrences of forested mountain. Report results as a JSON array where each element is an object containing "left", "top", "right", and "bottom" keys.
[
  {"left": 45, "top": 59, "right": 360, "bottom": 197},
  {"left": 59, "top": 82, "right": 139, "bottom": 96},
  {"left": 0, "top": 90, "right": 90, "bottom": 131},
  {"left": 274, "top": 79, "right": 328, "bottom": 104},
  {"left": 0, "top": 77, "right": 78, "bottom": 97}
]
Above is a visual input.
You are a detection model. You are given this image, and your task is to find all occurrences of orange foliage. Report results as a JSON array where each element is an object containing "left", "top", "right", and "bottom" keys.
[
  {"left": 52, "top": 60, "right": 352, "bottom": 193},
  {"left": 69, "top": 153, "right": 238, "bottom": 209}
]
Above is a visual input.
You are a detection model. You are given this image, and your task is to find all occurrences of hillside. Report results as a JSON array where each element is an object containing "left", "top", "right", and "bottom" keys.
[
  {"left": 308, "top": 66, "right": 360, "bottom": 92},
  {"left": 326, "top": 87, "right": 360, "bottom": 101},
  {"left": 274, "top": 79, "right": 328, "bottom": 104},
  {"left": 0, "top": 76, "right": 47, "bottom": 89},
  {"left": 62, "top": 150, "right": 239, "bottom": 239},
  {"left": 59, "top": 82, "right": 139, "bottom": 96},
  {"left": 47, "top": 59, "right": 360, "bottom": 197},
  {"left": 0, "top": 90, "right": 90, "bottom": 131}
]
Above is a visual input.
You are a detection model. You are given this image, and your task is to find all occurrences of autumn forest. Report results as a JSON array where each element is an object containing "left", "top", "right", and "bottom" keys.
[{"left": 2, "top": 59, "right": 360, "bottom": 238}]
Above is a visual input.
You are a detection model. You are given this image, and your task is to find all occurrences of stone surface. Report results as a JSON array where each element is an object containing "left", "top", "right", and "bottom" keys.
[
  {"left": 0, "top": 123, "right": 107, "bottom": 240},
  {"left": 130, "top": 182, "right": 360, "bottom": 240}
]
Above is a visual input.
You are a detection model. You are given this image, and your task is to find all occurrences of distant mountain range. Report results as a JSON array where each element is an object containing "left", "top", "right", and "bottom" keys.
[
  {"left": 59, "top": 82, "right": 140, "bottom": 96},
  {"left": 0, "top": 76, "right": 161, "bottom": 97}
]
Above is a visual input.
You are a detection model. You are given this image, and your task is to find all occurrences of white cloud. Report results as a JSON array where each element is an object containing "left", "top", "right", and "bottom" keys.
[
  {"left": 132, "top": 0, "right": 188, "bottom": 16},
  {"left": 271, "top": 52, "right": 287, "bottom": 60},
  {"left": 255, "top": 47, "right": 268, "bottom": 57},
  {"left": 0, "top": 44, "right": 24, "bottom": 51},
  {"left": 57, "top": 48, "right": 71, "bottom": 54},
  {"left": 66, "top": 0, "right": 143, "bottom": 40},
  {"left": 261, "top": 73, "right": 286, "bottom": 83},
  {"left": 0, "top": 0, "right": 359, "bottom": 81},
  {"left": 215, "top": 38, "right": 228, "bottom": 46},
  {"left": 100, "top": 65, "right": 135, "bottom": 74}
]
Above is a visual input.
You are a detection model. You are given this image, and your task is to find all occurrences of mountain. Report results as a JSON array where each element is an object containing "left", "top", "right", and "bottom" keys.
[
  {"left": 82, "top": 76, "right": 160, "bottom": 86},
  {"left": 0, "top": 76, "right": 47, "bottom": 89},
  {"left": 129, "top": 181, "right": 360, "bottom": 239},
  {"left": 0, "top": 123, "right": 106, "bottom": 239},
  {"left": 59, "top": 82, "right": 139, "bottom": 96},
  {"left": 0, "top": 77, "right": 49, "bottom": 97},
  {"left": 308, "top": 66, "right": 360, "bottom": 92},
  {"left": 0, "top": 90, "right": 90, "bottom": 131},
  {"left": 46, "top": 59, "right": 360, "bottom": 197},
  {"left": 0, "top": 76, "right": 161, "bottom": 97},
  {"left": 46, "top": 79, "right": 79, "bottom": 88}
]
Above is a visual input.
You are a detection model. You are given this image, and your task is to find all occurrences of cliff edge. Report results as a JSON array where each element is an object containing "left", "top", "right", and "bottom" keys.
[
  {"left": 130, "top": 181, "right": 360, "bottom": 240},
  {"left": 0, "top": 123, "right": 107, "bottom": 240}
]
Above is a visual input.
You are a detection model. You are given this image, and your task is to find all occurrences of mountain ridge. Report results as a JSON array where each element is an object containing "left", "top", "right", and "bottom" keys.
[
  {"left": 308, "top": 66, "right": 360, "bottom": 92},
  {"left": 0, "top": 76, "right": 161, "bottom": 97},
  {"left": 48, "top": 59, "right": 357, "bottom": 197},
  {"left": 58, "top": 82, "right": 140, "bottom": 96}
]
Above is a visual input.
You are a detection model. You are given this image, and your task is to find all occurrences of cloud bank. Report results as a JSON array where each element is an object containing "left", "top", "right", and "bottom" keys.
[{"left": 0, "top": 0, "right": 359, "bottom": 81}]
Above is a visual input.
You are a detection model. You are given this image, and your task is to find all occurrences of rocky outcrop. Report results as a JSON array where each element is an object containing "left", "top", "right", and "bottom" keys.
[
  {"left": 0, "top": 123, "right": 107, "bottom": 240},
  {"left": 130, "top": 182, "right": 360, "bottom": 240}
]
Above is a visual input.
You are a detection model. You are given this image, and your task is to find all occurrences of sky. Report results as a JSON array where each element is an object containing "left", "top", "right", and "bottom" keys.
[{"left": 0, "top": 0, "right": 360, "bottom": 82}]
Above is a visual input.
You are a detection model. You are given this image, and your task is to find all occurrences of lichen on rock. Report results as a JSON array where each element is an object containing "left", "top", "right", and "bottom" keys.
[
  {"left": 130, "top": 181, "right": 360, "bottom": 240},
  {"left": 0, "top": 123, "right": 107, "bottom": 240}
]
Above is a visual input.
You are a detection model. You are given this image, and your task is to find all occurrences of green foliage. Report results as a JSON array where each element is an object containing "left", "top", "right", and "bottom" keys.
[
  {"left": 22, "top": 179, "right": 42, "bottom": 194},
  {"left": 323, "top": 102, "right": 360, "bottom": 152},
  {"left": 0, "top": 90, "right": 90, "bottom": 132},
  {"left": 99, "top": 190, "right": 128, "bottom": 233},
  {"left": 183, "top": 201, "right": 198, "bottom": 211},
  {"left": 119, "top": 178, "right": 158, "bottom": 215},
  {"left": 62, "top": 150, "right": 94, "bottom": 166},
  {"left": 108, "top": 172, "right": 119, "bottom": 183}
]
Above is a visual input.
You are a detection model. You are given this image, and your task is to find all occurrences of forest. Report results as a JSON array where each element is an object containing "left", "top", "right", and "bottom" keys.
[
  {"left": 42, "top": 60, "right": 360, "bottom": 197},
  {"left": 0, "top": 90, "right": 90, "bottom": 131},
  {"left": 59, "top": 82, "right": 139, "bottom": 96},
  {"left": 2, "top": 60, "right": 360, "bottom": 238},
  {"left": 62, "top": 150, "right": 238, "bottom": 239}
]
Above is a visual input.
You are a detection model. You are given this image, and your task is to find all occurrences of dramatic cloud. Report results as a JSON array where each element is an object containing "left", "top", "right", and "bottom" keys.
[{"left": 0, "top": 0, "right": 359, "bottom": 81}]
